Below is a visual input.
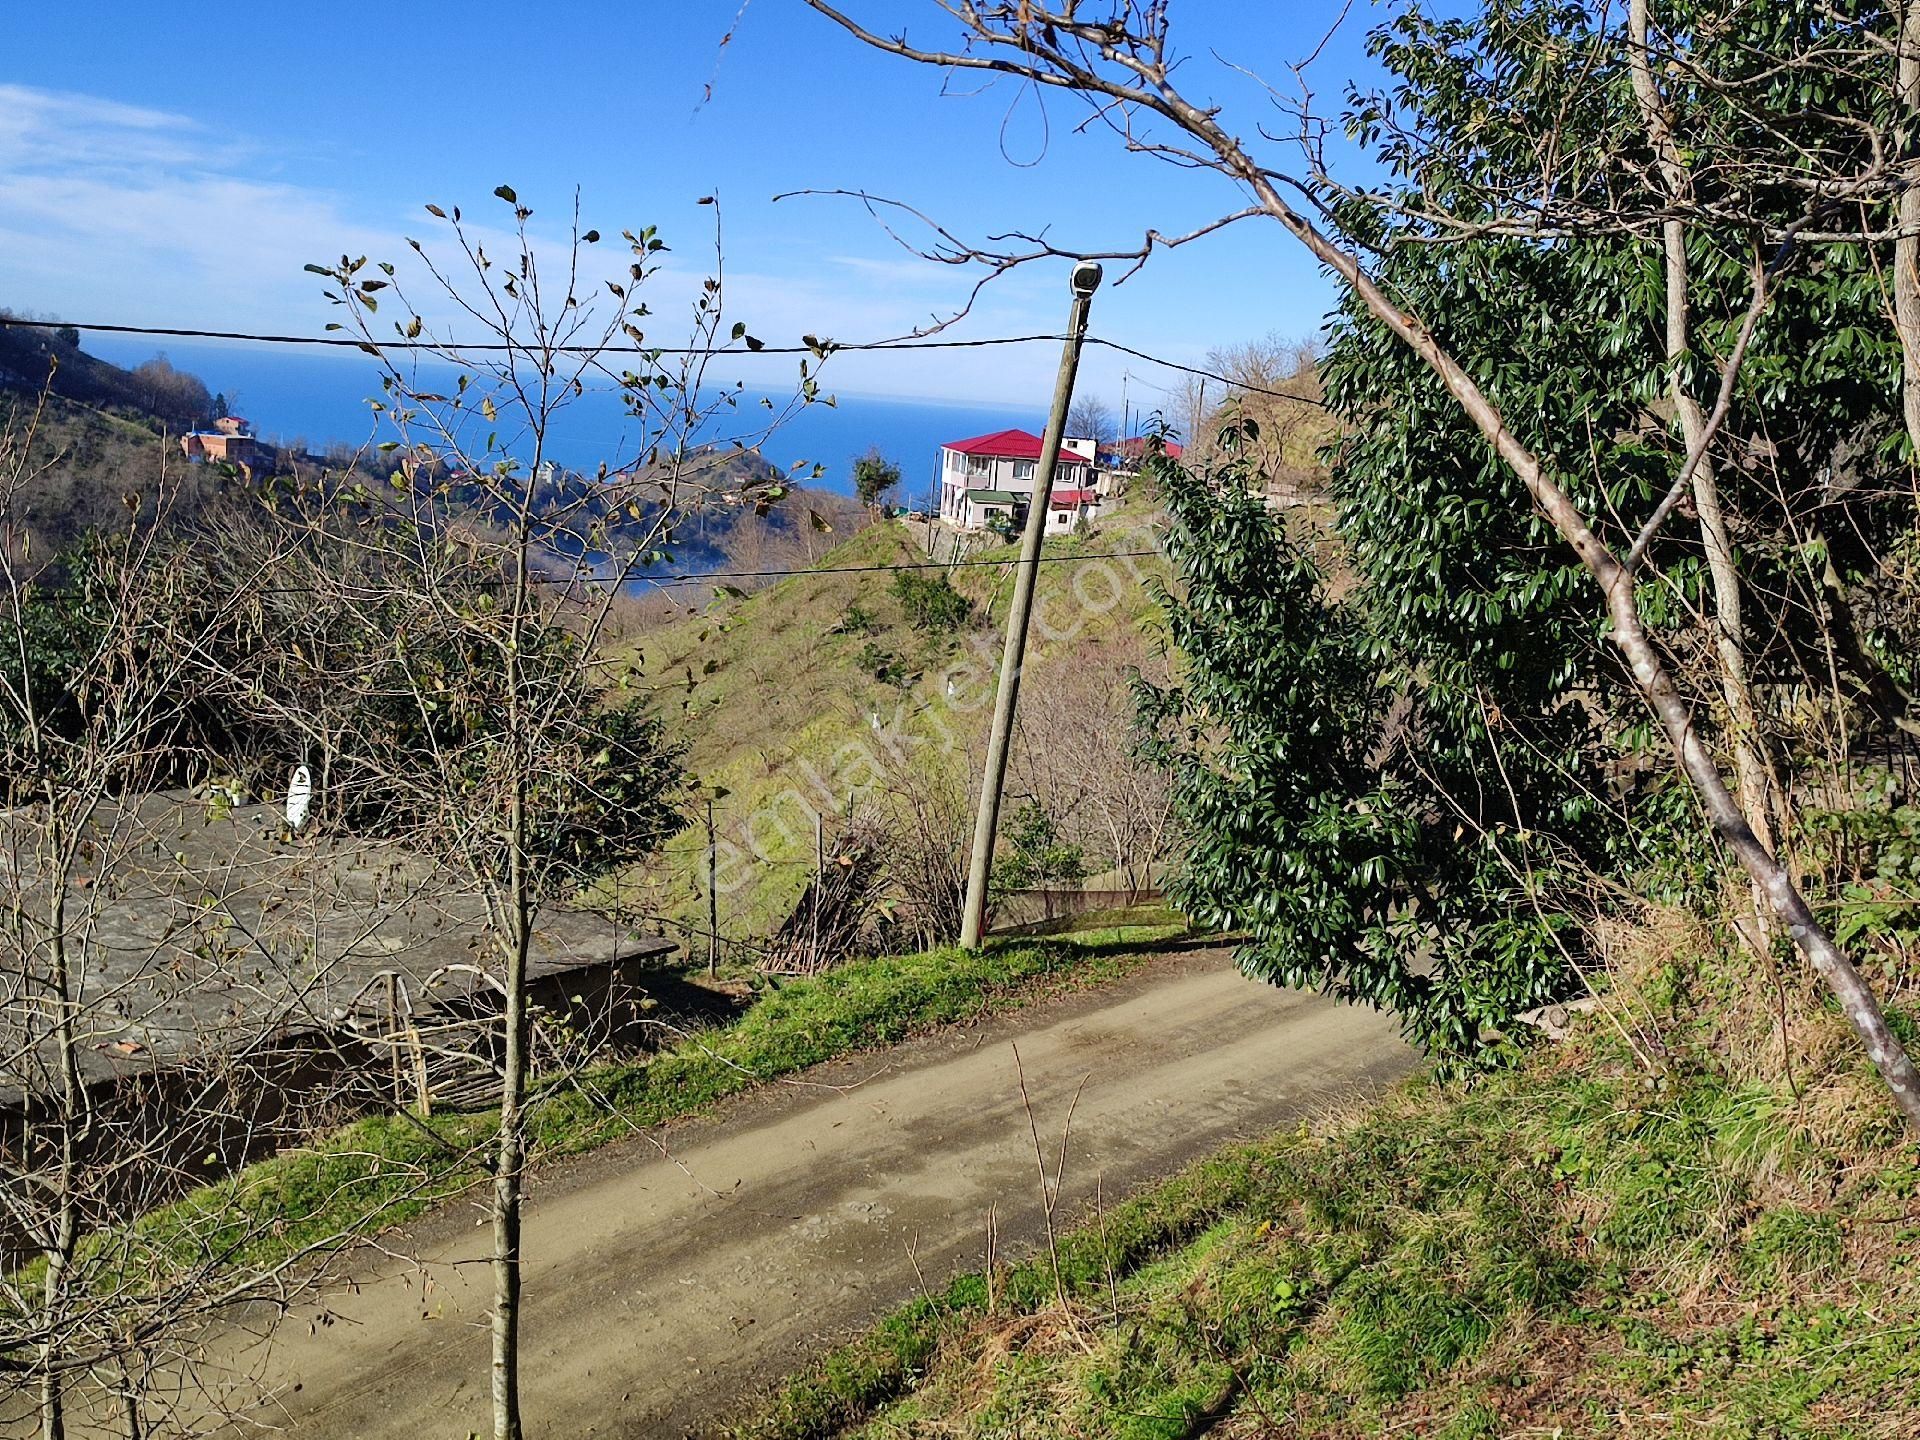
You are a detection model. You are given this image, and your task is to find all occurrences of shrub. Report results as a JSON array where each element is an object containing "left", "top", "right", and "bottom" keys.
[
  {"left": 857, "top": 640, "right": 911, "bottom": 688},
  {"left": 993, "top": 802, "right": 1086, "bottom": 891},
  {"left": 853, "top": 448, "right": 902, "bottom": 511},
  {"left": 839, "top": 601, "right": 882, "bottom": 637},
  {"left": 891, "top": 570, "right": 971, "bottom": 632}
]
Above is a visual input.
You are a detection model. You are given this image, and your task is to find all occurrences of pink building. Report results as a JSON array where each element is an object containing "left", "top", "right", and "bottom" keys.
[{"left": 181, "top": 416, "right": 260, "bottom": 466}]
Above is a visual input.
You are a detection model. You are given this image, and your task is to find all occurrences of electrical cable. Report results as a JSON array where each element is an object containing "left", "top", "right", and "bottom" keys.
[
  {"left": 631, "top": 546, "right": 1160, "bottom": 587},
  {"left": 243, "top": 545, "right": 1165, "bottom": 601},
  {"left": 0, "top": 316, "right": 1331, "bottom": 407}
]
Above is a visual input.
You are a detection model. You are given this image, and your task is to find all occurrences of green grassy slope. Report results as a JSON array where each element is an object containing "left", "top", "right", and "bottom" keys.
[
  {"left": 736, "top": 915, "right": 1920, "bottom": 1440},
  {"left": 600, "top": 504, "right": 1171, "bottom": 945}
]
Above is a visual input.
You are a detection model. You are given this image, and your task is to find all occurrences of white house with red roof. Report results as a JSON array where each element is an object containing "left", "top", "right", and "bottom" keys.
[{"left": 935, "top": 428, "right": 1105, "bottom": 535}]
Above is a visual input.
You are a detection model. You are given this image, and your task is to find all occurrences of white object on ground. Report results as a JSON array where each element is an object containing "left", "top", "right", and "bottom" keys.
[{"left": 286, "top": 765, "right": 312, "bottom": 831}]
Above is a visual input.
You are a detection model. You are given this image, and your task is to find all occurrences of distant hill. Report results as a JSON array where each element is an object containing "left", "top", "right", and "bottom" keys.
[
  {"left": 0, "top": 318, "right": 235, "bottom": 557},
  {"left": 0, "top": 320, "right": 869, "bottom": 584},
  {"left": 0, "top": 318, "right": 218, "bottom": 428},
  {"left": 470, "top": 444, "right": 871, "bottom": 591}
]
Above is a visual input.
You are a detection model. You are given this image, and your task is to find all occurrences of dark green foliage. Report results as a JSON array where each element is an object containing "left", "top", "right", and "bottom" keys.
[
  {"left": 838, "top": 601, "right": 881, "bottom": 637},
  {"left": 890, "top": 569, "right": 971, "bottom": 633},
  {"left": 532, "top": 702, "right": 686, "bottom": 882},
  {"left": 1329, "top": 0, "right": 1917, "bottom": 805},
  {"left": 1802, "top": 770, "right": 1920, "bottom": 952},
  {"left": 0, "top": 529, "right": 234, "bottom": 798},
  {"left": 1138, "top": 450, "right": 1596, "bottom": 1066},
  {"left": 1136, "top": 0, "right": 1920, "bottom": 1065},
  {"left": 0, "top": 537, "right": 116, "bottom": 762},
  {"left": 3, "top": 518, "right": 688, "bottom": 891},
  {"left": 856, "top": 639, "right": 911, "bottom": 688},
  {"left": 991, "top": 801, "right": 1086, "bottom": 892},
  {"left": 852, "top": 447, "right": 902, "bottom": 511}
]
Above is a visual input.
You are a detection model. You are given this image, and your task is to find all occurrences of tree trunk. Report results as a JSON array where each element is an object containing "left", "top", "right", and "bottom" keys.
[
  {"left": 491, "top": 467, "right": 539, "bottom": 1440},
  {"left": 1896, "top": 2, "right": 1920, "bottom": 456},
  {"left": 1630, "top": 0, "right": 1781, "bottom": 892},
  {"left": 1228, "top": 151, "right": 1920, "bottom": 1135},
  {"left": 40, "top": 816, "right": 82, "bottom": 1440},
  {"left": 1659, "top": 219, "right": 1778, "bottom": 859},
  {"left": 489, "top": 888, "right": 529, "bottom": 1440}
]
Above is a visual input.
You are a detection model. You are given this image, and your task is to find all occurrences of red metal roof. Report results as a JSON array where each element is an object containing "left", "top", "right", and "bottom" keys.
[
  {"left": 1113, "top": 436, "right": 1184, "bottom": 460},
  {"left": 1050, "top": 489, "right": 1097, "bottom": 506},
  {"left": 944, "top": 428, "right": 1095, "bottom": 464}
]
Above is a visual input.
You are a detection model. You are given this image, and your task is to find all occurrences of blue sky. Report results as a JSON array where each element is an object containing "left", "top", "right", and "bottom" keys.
[{"left": 0, "top": 1, "right": 1388, "bottom": 408}]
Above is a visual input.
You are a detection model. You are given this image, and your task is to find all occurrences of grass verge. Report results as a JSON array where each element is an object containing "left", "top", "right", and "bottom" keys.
[
  {"left": 117, "top": 922, "right": 1190, "bottom": 1286},
  {"left": 733, "top": 923, "right": 1920, "bottom": 1439}
]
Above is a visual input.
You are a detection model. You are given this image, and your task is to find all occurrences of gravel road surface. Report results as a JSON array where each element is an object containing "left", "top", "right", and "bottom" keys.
[{"left": 148, "top": 948, "right": 1413, "bottom": 1437}]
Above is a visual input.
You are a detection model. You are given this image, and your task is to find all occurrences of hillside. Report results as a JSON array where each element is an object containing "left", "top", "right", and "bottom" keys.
[
  {"left": 503, "top": 446, "right": 871, "bottom": 593},
  {"left": 0, "top": 321, "right": 232, "bottom": 554},
  {"left": 0, "top": 319, "right": 218, "bottom": 427},
  {"left": 0, "top": 323, "right": 870, "bottom": 585},
  {"left": 598, "top": 500, "right": 1175, "bottom": 950},
  {"left": 741, "top": 914, "right": 1920, "bottom": 1439}
]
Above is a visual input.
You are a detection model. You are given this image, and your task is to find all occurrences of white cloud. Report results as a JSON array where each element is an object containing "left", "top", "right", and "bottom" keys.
[
  {"left": 0, "top": 84, "right": 400, "bottom": 332},
  {"left": 0, "top": 84, "right": 218, "bottom": 171},
  {"left": 0, "top": 82, "right": 1080, "bottom": 405}
]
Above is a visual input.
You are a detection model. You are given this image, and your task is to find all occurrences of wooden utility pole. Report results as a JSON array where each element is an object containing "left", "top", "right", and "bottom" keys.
[
  {"left": 705, "top": 797, "right": 719, "bottom": 977},
  {"left": 811, "top": 809, "right": 826, "bottom": 969},
  {"left": 959, "top": 262, "right": 1103, "bottom": 949}
]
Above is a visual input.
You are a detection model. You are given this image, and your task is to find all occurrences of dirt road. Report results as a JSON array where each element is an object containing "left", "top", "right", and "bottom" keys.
[{"left": 194, "top": 949, "right": 1411, "bottom": 1436}]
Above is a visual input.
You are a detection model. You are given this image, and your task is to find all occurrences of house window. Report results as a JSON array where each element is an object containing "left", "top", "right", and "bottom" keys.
[
  {"left": 1013, "top": 460, "right": 1035, "bottom": 481},
  {"left": 967, "top": 454, "right": 991, "bottom": 477}
]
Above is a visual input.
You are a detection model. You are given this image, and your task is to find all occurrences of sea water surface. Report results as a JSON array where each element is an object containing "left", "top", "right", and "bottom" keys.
[{"left": 84, "top": 336, "right": 1041, "bottom": 505}]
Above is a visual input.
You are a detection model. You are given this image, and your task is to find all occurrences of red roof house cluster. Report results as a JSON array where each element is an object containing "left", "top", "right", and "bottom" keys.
[
  {"left": 942, "top": 428, "right": 1095, "bottom": 462},
  {"left": 1110, "top": 435, "right": 1184, "bottom": 462}
]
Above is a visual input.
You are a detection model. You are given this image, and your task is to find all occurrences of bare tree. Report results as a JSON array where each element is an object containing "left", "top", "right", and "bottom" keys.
[
  {"left": 794, "top": 0, "right": 1920, "bottom": 1132},
  {"left": 300, "top": 189, "right": 823, "bottom": 1438},
  {"left": 869, "top": 732, "right": 975, "bottom": 948},
  {"left": 1178, "top": 335, "right": 1332, "bottom": 496},
  {"left": 1011, "top": 628, "right": 1173, "bottom": 897},
  {"left": 0, "top": 389, "right": 461, "bottom": 1438},
  {"left": 1067, "top": 394, "right": 1116, "bottom": 447}
]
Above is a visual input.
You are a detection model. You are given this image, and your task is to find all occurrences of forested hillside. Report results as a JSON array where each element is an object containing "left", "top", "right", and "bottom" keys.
[
  {"left": 0, "top": 318, "right": 233, "bottom": 554},
  {"left": 0, "top": 319, "right": 868, "bottom": 583}
]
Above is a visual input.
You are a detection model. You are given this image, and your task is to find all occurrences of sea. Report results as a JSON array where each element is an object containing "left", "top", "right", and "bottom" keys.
[{"left": 83, "top": 335, "right": 1037, "bottom": 506}]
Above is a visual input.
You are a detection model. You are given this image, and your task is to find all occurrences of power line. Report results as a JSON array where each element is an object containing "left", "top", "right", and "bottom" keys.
[
  {"left": 1087, "top": 338, "right": 1332, "bottom": 410},
  {"left": 0, "top": 315, "right": 1065, "bottom": 358},
  {"left": 247, "top": 545, "right": 1164, "bottom": 601},
  {"left": 0, "top": 315, "right": 1331, "bottom": 407},
  {"left": 633, "top": 546, "right": 1160, "bottom": 588}
]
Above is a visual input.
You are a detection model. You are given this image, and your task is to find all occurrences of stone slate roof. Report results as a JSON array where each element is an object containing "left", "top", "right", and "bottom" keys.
[{"left": 1, "top": 792, "right": 672, "bottom": 1105}]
